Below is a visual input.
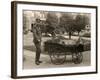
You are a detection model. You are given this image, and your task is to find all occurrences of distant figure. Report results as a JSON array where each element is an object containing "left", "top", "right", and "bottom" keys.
[
  {"left": 76, "top": 36, "right": 84, "bottom": 52},
  {"left": 78, "top": 36, "right": 84, "bottom": 44},
  {"left": 31, "top": 18, "right": 42, "bottom": 65},
  {"left": 76, "top": 36, "right": 84, "bottom": 45}
]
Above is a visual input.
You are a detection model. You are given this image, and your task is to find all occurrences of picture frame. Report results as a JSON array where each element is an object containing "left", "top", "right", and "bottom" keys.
[{"left": 11, "top": 1, "right": 98, "bottom": 78}]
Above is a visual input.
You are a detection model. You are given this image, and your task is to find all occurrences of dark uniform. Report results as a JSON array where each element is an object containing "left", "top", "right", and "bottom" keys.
[{"left": 31, "top": 19, "right": 42, "bottom": 65}]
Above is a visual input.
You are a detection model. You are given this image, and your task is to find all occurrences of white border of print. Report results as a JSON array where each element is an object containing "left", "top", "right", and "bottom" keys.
[{"left": 17, "top": 4, "right": 96, "bottom": 76}]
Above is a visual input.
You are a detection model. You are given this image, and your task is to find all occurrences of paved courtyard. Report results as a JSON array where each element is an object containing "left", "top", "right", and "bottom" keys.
[{"left": 23, "top": 33, "right": 91, "bottom": 69}]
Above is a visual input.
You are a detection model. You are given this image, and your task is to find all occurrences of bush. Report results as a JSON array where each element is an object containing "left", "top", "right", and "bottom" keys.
[
  {"left": 82, "top": 33, "right": 91, "bottom": 37},
  {"left": 42, "top": 34, "right": 51, "bottom": 37},
  {"left": 23, "top": 30, "right": 28, "bottom": 34}
]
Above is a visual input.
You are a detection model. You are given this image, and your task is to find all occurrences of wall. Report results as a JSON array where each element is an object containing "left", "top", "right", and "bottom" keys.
[{"left": 0, "top": 0, "right": 100, "bottom": 80}]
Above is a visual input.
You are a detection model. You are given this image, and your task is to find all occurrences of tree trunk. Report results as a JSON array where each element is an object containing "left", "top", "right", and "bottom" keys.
[
  {"left": 69, "top": 32, "right": 71, "bottom": 39},
  {"left": 78, "top": 31, "right": 80, "bottom": 36}
]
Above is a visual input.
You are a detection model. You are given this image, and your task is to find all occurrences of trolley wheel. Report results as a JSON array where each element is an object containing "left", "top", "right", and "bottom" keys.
[
  {"left": 72, "top": 52, "right": 83, "bottom": 64},
  {"left": 49, "top": 52, "right": 66, "bottom": 65}
]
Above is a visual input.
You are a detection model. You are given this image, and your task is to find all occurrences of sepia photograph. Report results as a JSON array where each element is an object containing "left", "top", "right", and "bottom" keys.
[
  {"left": 11, "top": 1, "right": 97, "bottom": 78},
  {"left": 23, "top": 10, "right": 91, "bottom": 69}
]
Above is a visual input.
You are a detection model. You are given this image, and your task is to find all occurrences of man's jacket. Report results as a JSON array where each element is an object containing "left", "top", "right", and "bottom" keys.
[{"left": 31, "top": 22, "right": 42, "bottom": 43}]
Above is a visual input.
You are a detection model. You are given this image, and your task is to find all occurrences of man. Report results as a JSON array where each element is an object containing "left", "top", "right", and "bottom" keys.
[
  {"left": 76, "top": 36, "right": 84, "bottom": 52},
  {"left": 31, "top": 18, "right": 42, "bottom": 65},
  {"left": 76, "top": 36, "right": 84, "bottom": 45}
]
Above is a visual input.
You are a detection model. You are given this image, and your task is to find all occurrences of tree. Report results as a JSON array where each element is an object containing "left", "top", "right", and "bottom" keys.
[
  {"left": 74, "top": 14, "right": 90, "bottom": 35},
  {"left": 45, "top": 12, "right": 58, "bottom": 37},
  {"left": 60, "top": 13, "right": 75, "bottom": 39}
]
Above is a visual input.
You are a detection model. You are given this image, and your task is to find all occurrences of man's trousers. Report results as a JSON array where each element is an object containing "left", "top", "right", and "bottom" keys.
[{"left": 34, "top": 41, "right": 41, "bottom": 62}]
